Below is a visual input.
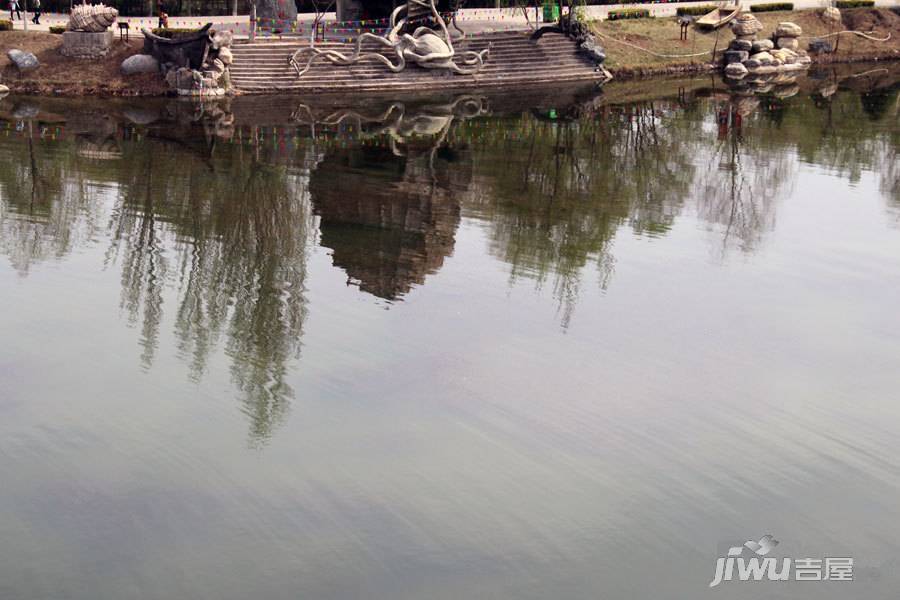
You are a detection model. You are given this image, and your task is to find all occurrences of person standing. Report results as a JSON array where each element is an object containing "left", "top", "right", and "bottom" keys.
[
  {"left": 9, "top": 0, "right": 21, "bottom": 20},
  {"left": 30, "top": 0, "right": 40, "bottom": 24},
  {"left": 158, "top": 0, "right": 168, "bottom": 28}
]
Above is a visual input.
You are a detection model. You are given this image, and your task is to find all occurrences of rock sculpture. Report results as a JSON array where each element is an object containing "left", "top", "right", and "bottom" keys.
[
  {"left": 67, "top": 4, "right": 118, "bottom": 32},
  {"left": 289, "top": 0, "right": 490, "bottom": 78},
  {"left": 62, "top": 4, "right": 118, "bottom": 58},
  {"left": 140, "top": 25, "right": 235, "bottom": 96}
]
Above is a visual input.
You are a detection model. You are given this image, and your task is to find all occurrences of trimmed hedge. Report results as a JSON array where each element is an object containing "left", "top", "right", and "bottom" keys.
[
  {"left": 0, "top": 19, "right": 12, "bottom": 31},
  {"left": 607, "top": 7, "right": 651, "bottom": 20},
  {"left": 835, "top": 0, "right": 873, "bottom": 7},
  {"left": 49, "top": 25, "right": 66, "bottom": 34},
  {"left": 676, "top": 4, "right": 716, "bottom": 16},
  {"left": 750, "top": 3, "right": 794, "bottom": 11}
]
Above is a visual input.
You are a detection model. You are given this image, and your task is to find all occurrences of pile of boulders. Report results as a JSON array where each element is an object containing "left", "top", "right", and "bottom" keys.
[
  {"left": 723, "top": 14, "right": 811, "bottom": 79},
  {"left": 6, "top": 49, "right": 40, "bottom": 72},
  {"left": 727, "top": 69, "right": 801, "bottom": 103}
]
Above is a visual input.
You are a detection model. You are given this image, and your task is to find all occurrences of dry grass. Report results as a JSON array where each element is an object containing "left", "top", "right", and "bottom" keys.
[
  {"left": 0, "top": 31, "right": 168, "bottom": 96},
  {"left": 593, "top": 8, "right": 900, "bottom": 74}
]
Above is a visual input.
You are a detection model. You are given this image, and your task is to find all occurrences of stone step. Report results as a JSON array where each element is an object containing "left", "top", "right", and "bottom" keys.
[
  {"left": 231, "top": 47, "right": 576, "bottom": 60},
  {"left": 233, "top": 41, "right": 574, "bottom": 54},
  {"left": 231, "top": 50, "right": 584, "bottom": 67},
  {"left": 231, "top": 53, "right": 583, "bottom": 66},
  {"left": 230, "top": 68, "right": 596, "bottom": 82},
  {"left": 231, "top": 59, "right": 587, "bottom": 75},
  {"left": 230, "top": 70, "right": 600, "bottom": 83},
  {"left": 230, "top": 65, "right": 592, "bottom": 80},
  {"left": 234, "top": 70, "right": 602, "bottom": 90},
  {"left": 229, "top": 31, "right": 601, "bottom": 93},
  {"left": 233, "top": 48, "right": 580, "bottom": 60}
]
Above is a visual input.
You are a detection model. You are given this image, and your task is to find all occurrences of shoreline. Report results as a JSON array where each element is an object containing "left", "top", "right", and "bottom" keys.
[
  {"left": 1, "top": 7, "right": 898, "bottom": 97},
  {"left": 608, "top": 50, "right": 900, "bottom": 80}
]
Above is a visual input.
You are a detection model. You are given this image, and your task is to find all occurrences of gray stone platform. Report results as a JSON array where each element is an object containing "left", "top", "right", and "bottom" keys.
[{"left": 61, "top": 30, "right": 114, "bottom": 59}]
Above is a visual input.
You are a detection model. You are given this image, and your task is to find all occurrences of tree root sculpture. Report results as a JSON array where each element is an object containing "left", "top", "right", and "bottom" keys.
[{"left": 289, "top": 0, "right": 489, "bottom": 78}]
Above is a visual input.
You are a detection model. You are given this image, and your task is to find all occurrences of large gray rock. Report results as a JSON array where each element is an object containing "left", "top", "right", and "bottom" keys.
[
  {"left": 744, "top": 57, "right": 763, "bottom": 69},
  {"left": 822, "top": 6, "right": 841, "bottom": 23},
  {"left": 121, "top": 54, "right": 160, "bottom": 75},
  {"left": 123, "top": 108, "right": 159, "bottom": 125},
  {"left": 771, "top": 47, "right": 799, "bottom": 63},
  {"left": 808, "top": 39, "right": 833, "bottom": 53},
  {"left": 724, "top": 50, "right": 749, "bottom": 64},
  {"left": 751, "top": 39, "right": 774, "bottom": 53},
  {"left": 724, "top": 62, "right": 749, "bottom": 79},
  {"left": 217, "top": 46, "right": 234, "bottom": 66},
  {"left": 731, "top": 14, "right": 763, "bottom": 37},
  {"left": 773, "top": 83, "right": 800, "bottom": 98},
  {"left": 7, "top": 49, "right": 39, "bottom": 72},
  {"left": 776, "top": 37, "right": 799, "bottom": 50},
  {"left": 733, "top": 96, "right": 759, "bottom": 116},
  {"left": 775, "top": 22, "right": 802, "bottom": 38},
  {"left": 12, "top": 103, "right": 39, "bottom": 119},
  {"left": 729, "top": 39, "right": 753, "bottom": 52},
  {"left": 751, "top": 51, "right": 775, "bottom": 65},
  {"left": 578, "top": 38, "right": 606, "bottom": 65}
]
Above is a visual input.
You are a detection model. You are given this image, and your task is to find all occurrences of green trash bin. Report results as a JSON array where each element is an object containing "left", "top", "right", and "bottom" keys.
[{"left": 542, "top": 2, "right": 560, "bottom": 22}]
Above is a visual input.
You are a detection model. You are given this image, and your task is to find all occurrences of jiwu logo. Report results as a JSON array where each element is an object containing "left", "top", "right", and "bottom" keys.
[{"left": 709, "top": 535, "right": 853, "bottom": 588}]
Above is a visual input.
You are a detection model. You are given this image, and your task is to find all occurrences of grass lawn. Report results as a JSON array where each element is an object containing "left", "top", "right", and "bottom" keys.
[{"left": 593, "top": 8, "right": 900, "bottom": 72}]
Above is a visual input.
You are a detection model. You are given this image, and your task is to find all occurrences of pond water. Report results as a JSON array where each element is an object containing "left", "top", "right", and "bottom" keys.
[{"left": 0, "top": 65, "right": 899, "bottom": 600}]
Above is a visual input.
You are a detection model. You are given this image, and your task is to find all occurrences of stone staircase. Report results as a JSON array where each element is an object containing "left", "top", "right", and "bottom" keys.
[{"left": 229, "top": 31, "right": 605, "bottom": 94}]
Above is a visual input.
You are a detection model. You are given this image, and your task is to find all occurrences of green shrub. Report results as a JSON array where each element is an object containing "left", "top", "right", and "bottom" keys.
[
  {"left": 676, "top": 5, "right": 716, "bottom": 16},
  {"left": 150, "top": 28, "right": 201, "bottom": 38},
  {"left": 835, "top": 0, "right": 873, "bottom": 7},
  {"left": 607, "top": 8, "right": 651, "bottom": 20},
  {"left": 0, "top": 19, "right": 12, "bottom": 31},
  {"left": 750, "top": 2, "right": 794, "bottom": 11},
  {"left": 49, "top": 25, "right": 66, "bottom": 34}
]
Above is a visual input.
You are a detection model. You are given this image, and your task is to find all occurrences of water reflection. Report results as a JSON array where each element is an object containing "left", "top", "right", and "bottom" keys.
[
  {"left": 300, "top": 97, "right": 486, "bottom": 301},
  {"left": 0, "top": 64, "right": 897, "bottom": 441}
]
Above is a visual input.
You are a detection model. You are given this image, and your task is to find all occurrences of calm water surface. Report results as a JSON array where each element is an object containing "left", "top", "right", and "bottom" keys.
[{"left": 1, "top": 66, "right": 899, "bottom": 599}]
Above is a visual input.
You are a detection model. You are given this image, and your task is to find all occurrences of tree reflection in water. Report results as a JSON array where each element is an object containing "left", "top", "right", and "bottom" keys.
[
  {"left": 104, "top": 130, "right": 314, "bottom": 445},
  {"left": 0, "top": 69, "right": 897, "bottom": 442},
  {"left": 464, "top": 100, "right": 701, "bottom": 327}
]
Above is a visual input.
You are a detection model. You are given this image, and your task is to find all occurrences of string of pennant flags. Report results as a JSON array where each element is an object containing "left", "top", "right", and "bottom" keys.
[{"left": 113, "top": 0, "right": 712, "bottom": 40}]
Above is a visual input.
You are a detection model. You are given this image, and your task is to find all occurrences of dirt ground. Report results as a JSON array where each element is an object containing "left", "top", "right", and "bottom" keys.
[
  {"left": 0, "top": 31, "right": 168, "bottom": 96},
  {"left": 595, "top": 8, "right": 900, "bottom": 77}
]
